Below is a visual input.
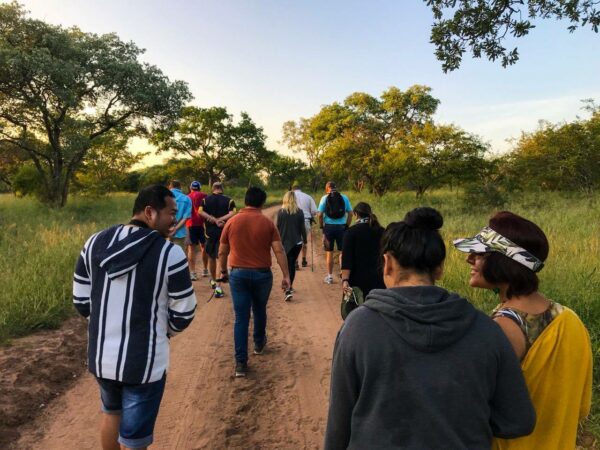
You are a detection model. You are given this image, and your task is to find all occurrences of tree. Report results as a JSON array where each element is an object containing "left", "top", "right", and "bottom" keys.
[
  {"left": 151, "top": 106, "right": 271, "bottom": 185},
  {"left": 282, "top": 85, "right": 441, "bottom": 195},
  {"left": 75, "top": 133, "right": 148, "bottom": 195},
  {"left": 0, "top": 2, "right": 191, "bottom": 206},
  {"left": 264, "top": 151, "right": 309, "bottom": 189},
  {"left": 426, "top": 0, "right": 600, "bottom": 72},
  {"left": 386, "top": 123, "right": 488, "bottom": 197},
  {"left": 506, "top": 104, "right": 600, "bottom": 192},
  {"left": 0, "top": 140, "right": 27, "bottom": 189}
]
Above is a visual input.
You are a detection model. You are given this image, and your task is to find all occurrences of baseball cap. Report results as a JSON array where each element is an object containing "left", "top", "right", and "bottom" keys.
[
  {"left": 453, "top": 226, "right": 545, "bottom": 272},
  {"left": 190, "top": 181, "right": 201, "bottom": 190},
  {"left": 326, "top": 181, "right": 337, "bottom": 191}
]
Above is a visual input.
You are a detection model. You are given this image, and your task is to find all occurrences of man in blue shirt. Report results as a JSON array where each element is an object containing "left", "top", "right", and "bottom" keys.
[
  {"left": 318, "top": 181, "right": 352, "bottom": 284},
  {"left": 168, "top": 180, "right": 192, "bottom": 250}
]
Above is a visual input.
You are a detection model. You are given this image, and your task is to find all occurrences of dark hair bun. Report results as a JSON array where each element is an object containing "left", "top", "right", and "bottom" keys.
[{"left": 403, "top": 207, "right": 443, "bottom": 230}]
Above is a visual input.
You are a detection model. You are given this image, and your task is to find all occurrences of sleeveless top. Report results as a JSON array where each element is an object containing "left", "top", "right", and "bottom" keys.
[{"left": 491, "top": 302, "right": 564, "bottom": 353}]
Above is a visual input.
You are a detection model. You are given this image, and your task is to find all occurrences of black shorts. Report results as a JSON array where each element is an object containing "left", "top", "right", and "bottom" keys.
[
  {"left": 205, "top": 226, "right": 222, "bottom": 259},
  {"left": 186, "top": 226, "right": 206, "bottom": 245},
  {"left": 323, "top": 224, "right": 346, "bottom": 251}
]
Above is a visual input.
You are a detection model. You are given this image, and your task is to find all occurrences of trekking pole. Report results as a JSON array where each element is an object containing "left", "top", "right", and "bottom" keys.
[{"left": 310, "top": 225, "right": 314, "bottom": 272}]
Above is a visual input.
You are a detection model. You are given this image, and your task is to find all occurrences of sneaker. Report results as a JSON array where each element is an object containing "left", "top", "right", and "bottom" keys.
[
  {"left": 214, "top": 286, "right": 224, "bottom": 298},
  {"left": 235, "top": 362, "right": 248, "bottom": 377},
  {"left": 210, "top": 279, "right": 217, "bottom": 290},
  {"left": 254, "top": 340, "right": 266, "bottom": 355},
  {"left": 202, "top": 269, "right": 209, "bottom": 277},
  {"left": 284, "top": 289, "right": 293, "bottom": 302},
  {"left": 301, "top": 259, "right": 308, "bottom": 268},
  {"left": 190, "top": 272, "right": 198, "bottom": 281},
  {"left": 290, "top": 288, "right": 296, "bottom": 294},
  {"left": 295, "top": 261, "right": 300, "bottom": 270},
  {"left": 324, "top": 274, "right": 333, "bottom": 284}
]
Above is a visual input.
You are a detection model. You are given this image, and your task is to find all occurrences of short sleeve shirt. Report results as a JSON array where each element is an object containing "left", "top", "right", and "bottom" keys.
[
  {"left": 171, "top": 189, "right": 192, "bottom": 238},
  {"left": 201, "top": 194, "right": 236, "bottom": 233},
  {"left": 318, "top": 193, "right": 352, "bottom": 225},
  {"left": 187, "top": 191, "right": 207, "bottom": 227}
]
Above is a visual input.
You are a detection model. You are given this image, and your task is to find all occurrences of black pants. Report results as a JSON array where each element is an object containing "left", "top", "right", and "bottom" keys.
[{"left": 286, "top": 244, "right": 303, "bottom": 286}]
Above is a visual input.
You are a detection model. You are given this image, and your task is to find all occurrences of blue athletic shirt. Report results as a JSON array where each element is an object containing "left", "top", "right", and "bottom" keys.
[
  {"left": 318, "top": 193, "right": 352, "bottom": 225},
  {"left": 171, "top": 188, "right": 192, "bottom": 239}
]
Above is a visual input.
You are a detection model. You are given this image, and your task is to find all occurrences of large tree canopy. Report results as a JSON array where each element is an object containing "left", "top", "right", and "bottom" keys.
[
  {"left": 0, "top": 2, "right": 191, "bottom": 206},
  {"left": 426, "top": 0, "right": 600, "bottom": 72},
  {"left": 151, "top": 106, "right": 271, "bottom": 185}
]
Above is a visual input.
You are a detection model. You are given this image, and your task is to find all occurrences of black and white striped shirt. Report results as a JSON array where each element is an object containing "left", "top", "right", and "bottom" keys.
[{"left": 73, "top": 224, "right": 197, "bottom": 384}]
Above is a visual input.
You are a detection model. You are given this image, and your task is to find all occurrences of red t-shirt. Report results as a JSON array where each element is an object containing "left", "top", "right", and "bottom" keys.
[
  {"left": 220, "top": 207, "right": 281, "bottom": 268},
  {"left": 187, "top": 191, "right": 207, "bottom": 227}
]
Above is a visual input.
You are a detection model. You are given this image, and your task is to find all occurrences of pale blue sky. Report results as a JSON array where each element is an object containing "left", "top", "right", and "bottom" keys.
[{"left": 11, "top": 0, "right": 600, "bottom": 164}]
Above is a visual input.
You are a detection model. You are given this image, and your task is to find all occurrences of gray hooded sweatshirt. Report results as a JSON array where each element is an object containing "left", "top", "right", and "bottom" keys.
[{"left": 324, "top": 286, "right": 535, "bottom": 450}]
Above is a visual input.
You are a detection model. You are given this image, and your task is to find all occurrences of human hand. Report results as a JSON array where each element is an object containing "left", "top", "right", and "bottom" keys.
[
  {"left": 216, "top": 219, "right": 225, "bottom": 228},
  {"left": 281, "top": 277, "right": 291, "bottom": 291},
  {"left": 342, "top": 280, "right": 352, "bottom": 294}
]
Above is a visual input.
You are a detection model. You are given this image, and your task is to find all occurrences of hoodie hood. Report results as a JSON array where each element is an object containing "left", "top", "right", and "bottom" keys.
[
  {"left": 94, "top": 225, "right": 162, "bottom": 280},
  {"left": 364, "top": 286, "right": 477, "bottom": 353}
]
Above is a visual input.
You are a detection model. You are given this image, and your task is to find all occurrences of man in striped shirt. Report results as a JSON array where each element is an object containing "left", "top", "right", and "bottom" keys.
[{"left": 73, "top": 185, "right": 197, "bottom": 450}]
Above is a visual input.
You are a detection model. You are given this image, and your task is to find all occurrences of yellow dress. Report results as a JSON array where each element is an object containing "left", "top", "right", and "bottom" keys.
[{"left": 493, "top": 307, "right": 593, "bottom": 450}]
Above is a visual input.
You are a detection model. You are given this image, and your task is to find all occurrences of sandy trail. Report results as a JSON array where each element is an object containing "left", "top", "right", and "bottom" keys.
[{"left": 15, "top": 206, "right": 344, "bottom": 450}]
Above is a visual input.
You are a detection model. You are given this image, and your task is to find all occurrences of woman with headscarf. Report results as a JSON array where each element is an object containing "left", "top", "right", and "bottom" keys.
[{"left": 454, "top": 211, "right": 592, "bottom": 450}]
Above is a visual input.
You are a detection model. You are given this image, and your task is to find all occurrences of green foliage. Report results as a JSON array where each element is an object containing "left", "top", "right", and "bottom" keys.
[
  {"left": 283, "top": 85, "right": 487, "bottom": 195},
  {"left": 265, "top": 151, "right": 309, "bottom": 189},
  {"left": 0, "top": 2, "right": 191, "bottom": 207},
  {"left": 12, "top": 164, "right": 46, "bottom": 198},
  {"left": 426, "top": 0, "right": 600, "bottom": 72},
  {"left": 151, "top": 106, "right": 271, "bottom": 185},
  {"left": 507, "top": 105, "right": 600, "bottom": 193}
]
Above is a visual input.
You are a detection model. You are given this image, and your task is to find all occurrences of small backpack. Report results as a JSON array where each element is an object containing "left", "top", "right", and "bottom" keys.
[{"left": 325, "top": 192, "right": 346, "bottom": 219}]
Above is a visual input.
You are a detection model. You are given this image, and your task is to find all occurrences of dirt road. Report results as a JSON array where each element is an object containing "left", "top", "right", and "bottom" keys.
[{"left": 15, "top": 206, "right": 344, "bottom": 449}]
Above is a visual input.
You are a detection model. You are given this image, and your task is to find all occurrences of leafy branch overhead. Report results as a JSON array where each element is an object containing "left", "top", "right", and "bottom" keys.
[{"left": 425, "top": 0, "right": 600, "bottom": 72}]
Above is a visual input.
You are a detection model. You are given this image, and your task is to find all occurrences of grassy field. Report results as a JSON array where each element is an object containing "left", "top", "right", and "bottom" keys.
[{"left": 1, "top": 188, "right": 598, "bottom": 433}]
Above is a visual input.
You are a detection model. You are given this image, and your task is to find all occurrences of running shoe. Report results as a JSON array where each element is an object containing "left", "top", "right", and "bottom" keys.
[
  {"left": 235, "top": 362, "right": 248, "bottom": 377},
  {"left": 190, "top": 272, "right": 198, "bottom": 281},
  {"left": 301, "top": 259, "right": 308, "bottom": 267},
  {"left": 284, "top": 289, "right": 293, "bottom": 301},
  {"left": 324, "top": 274, "right": 333, "bottom": 284},
  {"left": 214, "top": 286, "right": 225, "bottom": 298},
  {"left": 202, "top": 269, "right": 209, "bottom": 277},
  {"left": 210, "top": 279, "right": 217, "bottom": 290},
  {"left": 254, "top": 339, "right": 266, "bottom": 355}
]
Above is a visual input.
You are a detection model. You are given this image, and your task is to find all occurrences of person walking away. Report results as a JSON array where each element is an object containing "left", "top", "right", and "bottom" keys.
[
  {"left": 454, "top": 211, "right": 592, "bottom": 450},
  {"left": 199, "top": 182, "right": 236, "bottom": 298},
  {"left": 218, "top": 187, "right": 291, "bottom": 377},
  {"left": 341, "top": 202, "right": 385, "bottom": 305},
  {"left": 168, "top": 180, "right": 192, "bottom": 251},
  {"left": 291, "top": 182, "right": 317, "bottom": 268},
  {"left": 73, "top": 185, "right": 197, "bottom": 450},
  {"left": 318, "top": 181, "right": 352, "bottom": 284},
  {"left": 324, "top": 207, "right": 535, "bottom": 450},
  {"left": 186, "top": 181, "right": 208, "bottom": 281},
  {"left": 276, "top": 191, "right": 307, "bottom": 301}
]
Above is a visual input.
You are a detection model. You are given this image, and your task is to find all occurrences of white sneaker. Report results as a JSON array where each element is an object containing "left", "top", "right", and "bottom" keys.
[
  {"left": 324, "top": 274, "right": 333, "bottom": 284},
  {"left": 190, "top": 272, "right": 198, "bottom": 281},
  {"left": 202, "top": 269, "right": 209, "bottom": 277}
]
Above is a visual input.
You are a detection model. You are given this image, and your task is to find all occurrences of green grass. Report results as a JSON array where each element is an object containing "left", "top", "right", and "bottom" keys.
[{"left": 1, "top": 188, "right": 599, "bottom": 434}]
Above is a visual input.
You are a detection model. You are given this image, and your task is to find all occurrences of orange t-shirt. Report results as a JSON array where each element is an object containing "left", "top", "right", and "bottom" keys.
[{"left": 220, "top": 207, "right": 281, "bottom": 268}]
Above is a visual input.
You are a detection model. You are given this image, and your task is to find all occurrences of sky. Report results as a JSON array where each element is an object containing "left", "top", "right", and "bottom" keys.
[{"left": 10, "top": 0, "right": 600, "bottom": 166}]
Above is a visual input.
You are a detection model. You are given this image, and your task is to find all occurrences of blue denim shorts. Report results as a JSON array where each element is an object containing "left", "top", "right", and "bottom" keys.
[{"left": 96, "top": 374, "right": 166, "bottom": 449}]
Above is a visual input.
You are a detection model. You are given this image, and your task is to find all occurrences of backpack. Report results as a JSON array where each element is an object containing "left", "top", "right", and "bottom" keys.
[{"left": 325, "top": 192, "right": 346, "bottom": 219}]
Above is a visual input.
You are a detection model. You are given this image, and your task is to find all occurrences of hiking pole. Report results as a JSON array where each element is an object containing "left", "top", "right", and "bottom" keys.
[{"left": 310, "top": 224, "right": 314, "bottom": 272}]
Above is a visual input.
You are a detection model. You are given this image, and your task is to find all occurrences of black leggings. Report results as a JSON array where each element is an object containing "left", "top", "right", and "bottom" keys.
[{"left": 286, "top": 244, "right": 303, "bottom": 285}]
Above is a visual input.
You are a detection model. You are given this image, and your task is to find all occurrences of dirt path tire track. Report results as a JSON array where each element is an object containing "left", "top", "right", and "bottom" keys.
[{"left": 15, "top": 206, "right": 344, "bottom": 450}]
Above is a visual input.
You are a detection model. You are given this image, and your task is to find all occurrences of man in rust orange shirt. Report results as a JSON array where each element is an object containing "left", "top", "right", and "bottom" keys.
[{"left": 218, "top": 187, "right": 291, "bottom": 378}]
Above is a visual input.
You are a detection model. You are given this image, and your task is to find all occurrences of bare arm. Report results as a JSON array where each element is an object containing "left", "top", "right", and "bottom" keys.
[
  {"left": 494, "top": 317, "right": 527, "bottom": 360},
  {"left": 271, "top": 240, "right": 291, "bottom": 291},
  {"left": 217, "top": 243, "right": 230, "bottom": 278}
]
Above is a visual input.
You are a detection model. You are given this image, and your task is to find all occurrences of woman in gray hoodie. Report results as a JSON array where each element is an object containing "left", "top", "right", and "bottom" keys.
[{"left": 324, "top": 207, "right": 535, "bottom": 450}]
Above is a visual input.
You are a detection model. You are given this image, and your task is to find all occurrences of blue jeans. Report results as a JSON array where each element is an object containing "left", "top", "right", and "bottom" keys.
[
  {"left": 96, "top": 374, "right": 166, "bottom": 448},
  {"left": 229, "top": 268, "right": 273, "bottom": 363}
]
